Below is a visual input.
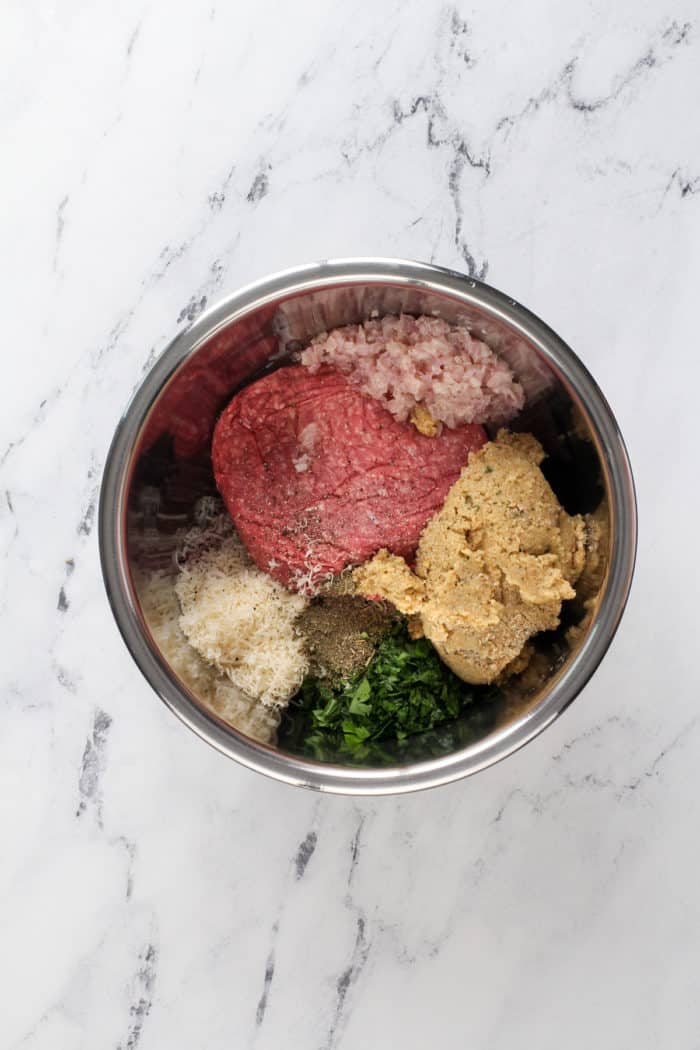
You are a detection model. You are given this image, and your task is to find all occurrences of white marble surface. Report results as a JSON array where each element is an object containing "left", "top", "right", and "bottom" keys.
[{"left": 2, "top": 1, "right": 700, "bottom": 1046}]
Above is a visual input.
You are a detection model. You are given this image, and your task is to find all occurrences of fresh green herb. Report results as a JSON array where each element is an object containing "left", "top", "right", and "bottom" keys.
[
  {"left": 279, "top": 625, "right": 500, "bottom": 764},
  {"left": 484, "top": 465, "right": 494, "bottom": 474}
]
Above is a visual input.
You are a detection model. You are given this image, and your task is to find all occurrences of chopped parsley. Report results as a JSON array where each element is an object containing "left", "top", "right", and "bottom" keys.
[{"left": 279, "top": 625, "right": 500, "bottom": 764}]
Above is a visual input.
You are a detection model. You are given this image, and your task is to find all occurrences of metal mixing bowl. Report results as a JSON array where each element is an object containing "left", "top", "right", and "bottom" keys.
[{"left": 99, "top": 258, "right": 637, "bottom": 794}]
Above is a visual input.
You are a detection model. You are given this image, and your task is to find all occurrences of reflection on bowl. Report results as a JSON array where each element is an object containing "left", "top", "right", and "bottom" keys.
[{"left": 99, "top": 259, "right": 636, "bottom": 794}]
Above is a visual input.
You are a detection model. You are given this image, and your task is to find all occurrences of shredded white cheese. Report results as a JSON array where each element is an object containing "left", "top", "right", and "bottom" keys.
[
  {"left": 175, "top": 522, "right": 309, "bottom": 708},
  {"left": 137, "top": 568, "right": 280, "bottom": 744}
]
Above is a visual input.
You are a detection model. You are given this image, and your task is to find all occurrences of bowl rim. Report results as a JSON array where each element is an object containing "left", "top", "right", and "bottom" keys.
[{"left": 98, "top": 257, "right": 637, "bottom": 795}]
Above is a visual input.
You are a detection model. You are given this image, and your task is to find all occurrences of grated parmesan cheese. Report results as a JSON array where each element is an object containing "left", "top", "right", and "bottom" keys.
[
  {"left": 175, "top": 521, "right": 309, "bottom": 708},
  {"left": 137, "top": 568, "right": 280, "bottom": 744}
]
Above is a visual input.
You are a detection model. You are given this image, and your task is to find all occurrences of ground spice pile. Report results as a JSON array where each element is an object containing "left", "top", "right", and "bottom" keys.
[{"left": 296, "top": 595, "right": 397, "bottom": 679}]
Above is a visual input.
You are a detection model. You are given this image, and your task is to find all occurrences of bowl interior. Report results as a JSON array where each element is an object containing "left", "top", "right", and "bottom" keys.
[{"left": 120, "top": 274, "right": 612, "bottom": 772}]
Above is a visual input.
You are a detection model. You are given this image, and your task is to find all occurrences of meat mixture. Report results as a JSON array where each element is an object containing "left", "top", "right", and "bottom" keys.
[{"left": 146, "top": 310, "right": 603, "bottom": 758}]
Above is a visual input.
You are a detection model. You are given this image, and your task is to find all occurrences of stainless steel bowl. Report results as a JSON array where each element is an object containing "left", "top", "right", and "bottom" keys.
[{"left": 99, "top": 258, "right": 637, "bottom": 794}]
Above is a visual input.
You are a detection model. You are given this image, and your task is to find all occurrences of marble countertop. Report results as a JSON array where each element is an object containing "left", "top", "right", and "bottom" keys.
[{"left": 3, "top": 1, "right": 699, "bottom": 1046}]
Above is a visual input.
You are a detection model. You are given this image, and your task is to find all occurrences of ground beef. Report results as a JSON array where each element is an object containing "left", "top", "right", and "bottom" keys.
[{"left": 212, "top": 366, "right": 486, "bottom": 592}]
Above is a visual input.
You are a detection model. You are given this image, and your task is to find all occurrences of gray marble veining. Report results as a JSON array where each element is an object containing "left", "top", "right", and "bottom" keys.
[{"left": 2, "top": 1, "right": 700, "bottom": 1047}]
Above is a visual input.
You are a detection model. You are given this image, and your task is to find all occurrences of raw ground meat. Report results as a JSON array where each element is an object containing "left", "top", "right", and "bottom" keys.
[
  {"left": 212, "top": 366, "right": 486, "bottom": 593},
  {"left": 300, "top": 314, "right": 524, "bottom": 428}
]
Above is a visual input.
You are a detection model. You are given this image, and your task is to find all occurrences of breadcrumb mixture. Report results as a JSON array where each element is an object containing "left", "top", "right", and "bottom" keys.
[{"left": 354, "top": 431, "right": 587, "bottom": 684}]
